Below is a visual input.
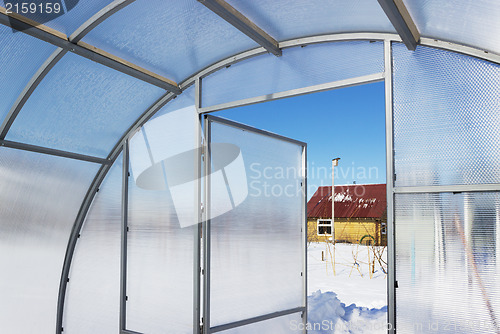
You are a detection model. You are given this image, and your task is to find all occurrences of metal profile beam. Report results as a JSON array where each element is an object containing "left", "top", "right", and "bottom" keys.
[
  {"left": 279, "top": 32, "right": 401, "bottom": 48},
  {"left": 197, "top": 0, "right": 281, "bottom": 56},
  {"left": 202, "top": 115, "right": 212, "bottom": 334},
  {"left": 420, "top": 37, "right": 500, "bottom": 65},
  {"left": 377, "top": 0, "right": 419, "bottom": 50},
  {"left": 209, "top": 307, "right": 305, "bottom": 333},
  {"left": 384, "top": 40, "right": 397, "bottom": 333},
  {"left": 301, "top": 145, "right": 308, "bottom": 334},
  {"left": 120, "top": 140, "right": 129, "bottom": 331},
  {"left": 206, "top": 115, "right": 307, "bottom": 147},
  {"left": 193, "top": 101, "right": 202, "bottom": 334},
  {"left": 278, "top": 33, "right": 500, "bottom": 64},
  {"left": 121, "top": 330, "right": 143, "bottom": 334},
  {"left": 394, "top": 184, "right": 500, "bottom": 194},
  {"left": 198, "top": 72, "right": 384, "bottom": 113},
  {"left": 0, "top": 139, "right": 110, "bottom": 164},
  {"left": 0, "top": 7, "right": 181, "bottom": 93}
]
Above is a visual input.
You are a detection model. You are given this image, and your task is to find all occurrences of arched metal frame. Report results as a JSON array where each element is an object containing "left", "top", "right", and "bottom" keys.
[
  {"left": 58, "top": 33, "right": 500, "bottom": 334},
  {"left": 1, "top": 1, "right": 500, "bottom": 333}
]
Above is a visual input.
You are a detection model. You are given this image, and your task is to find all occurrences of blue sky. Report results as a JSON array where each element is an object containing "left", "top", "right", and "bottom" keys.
[{"left": 214, "top": 81, "right": 386, "bottom": 198}]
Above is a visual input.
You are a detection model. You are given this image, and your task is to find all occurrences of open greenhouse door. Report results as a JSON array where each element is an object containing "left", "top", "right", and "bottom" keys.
[{"left": 202, "top": 115, "right": 307, "bottom": 334}]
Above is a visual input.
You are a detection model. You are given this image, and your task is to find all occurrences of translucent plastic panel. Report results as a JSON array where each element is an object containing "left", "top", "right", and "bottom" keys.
[
  {"left": 7, "top": 52, "right": 164, "bottom": 157},
  {"left": 0, "top": 147, "right": 99, "bottom": 333},
  {"left": 223, "top": 313, "right": 303, "bottom": 333},
  {"left": 403, "top": 0, "right": 500, "bottom": 55},
  {"left": 395, "top": 192, "right": 500, "bottom": 333},
  {"left": 0, "top": 25, "right": 56, "bottom": 125},
  {"left": 126, "top": 172, "right": 197, "bottom": 334},
  {"left": 150, "top": 85, "right": 196, "bottom": 121},
  {"left": 202, "top": 41, "right": 384, "bottom": 107},
  {"left": 126, "top": 105, "right": 199, "bottom": 333},
  {"left": 0, "top": 0, "right": 113, "bottom": 36},
  {"left": 82, "top": 0, "right": 257, "bottom": 82},
  {"left": 208, "top": 120, "right": 304, "bottom": 327},
  {"left": 392, "top": 43, "right": 500, "bottom": 187},
  {"left": 63, "top": 154, "right": 123, "bottom": 333},
  {"left": 227, "top": 0, "right": 395, "bottom": 41}
]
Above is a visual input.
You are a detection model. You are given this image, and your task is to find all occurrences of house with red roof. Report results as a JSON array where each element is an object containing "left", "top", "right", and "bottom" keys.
[{"left": 307, "top": 184, "right": 387, "bottom": 245}]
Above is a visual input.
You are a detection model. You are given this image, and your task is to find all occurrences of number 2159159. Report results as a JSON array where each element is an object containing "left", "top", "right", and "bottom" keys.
[{"left": 5, "top": 2, "right": 62, "bottom": 15}]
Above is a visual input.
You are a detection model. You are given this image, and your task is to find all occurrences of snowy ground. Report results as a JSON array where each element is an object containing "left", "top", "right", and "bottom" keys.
[{"left": 307, "top": 243, "right": 388, "bottom": 333}]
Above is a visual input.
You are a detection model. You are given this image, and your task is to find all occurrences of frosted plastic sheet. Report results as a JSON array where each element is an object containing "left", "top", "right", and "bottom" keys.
[
  {"left": 0, "top": 147, "right": 99, "bottom": 333},
  {"left": 150, "top": 85, "right": 196, "bottom": 121},
  {"left": 0, "top": 25, "right": 56, "bottom": 125},
  {"left": 7, "top": 52, "right": 164, "bottom": 158},
  {"left": 223, "top": 313, "right": 303, "bottom": 333},
  {"left": 392, "top": 43, "right": 500, "bottom": 187},
  {"left": 403, "top": 0, "right": 500, "bottom": 55},
  {"left": 395, "top": 192, "right": 500, "bottom": 333},
  {"left": 126, "top": 172, "right": 197, "bottom": 334},
  {"left": 63, "top": 154, "right": 123, "bottom": 333},
  {"left": 202, "top": 41, "right": 384, "bottom": 107},
  {"left": 227, "top": 0, "right": 395, "bottom": 41},
  {"left": 208, "top": 120, "right": 304, "bottom": 327},
  {"left": 0, "top": 0, "right": 113, "bottom": 36},
  {"left": 126, "top": 105, "right": 199, "bottom": 333},
  {"left": 129, "top": 103, "right": 199, "bottom": 227},
  {"left": 82, "top": 0, "right": 257, "bottom": 82}
]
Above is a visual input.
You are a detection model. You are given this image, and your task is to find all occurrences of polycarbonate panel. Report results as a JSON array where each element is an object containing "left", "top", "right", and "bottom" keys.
[
  {"left": 0, "top": 147, "right": 99, "bottom": 333},
  {"left": 82, "top": 0, "right": 257, "bottom": 82},
  {"left": 126, "top": 105, "right": 199, "bottom": 333},
  {"left": 403, "top": 0, "right": 500, "bottom": 55},
  {"left": 0, "top": 25, "right": 56, "bottom": 125},
  {"left": 202, "top": 41, "right": 384, "bottom": 107},
  {"left": 223, "top": 313, "right": 303, "bottom": 333},
  {"left": 227, "top": 0, "right": 395, "bottom": 41},
  {"left": 63, "top": 154, "right": 123, "bottom": 333},
  {"left": 208, "top": 120, "right": 304, "bottom": 327},
  {"left": 7, "top": 52, "right": 164, "bottom": 157},
  {"left": 393, "top": 43, "right": 500, "bottom": 187},
  {"left": 0, "top": 0, "right": 113, "bottom": 36},
  {"left": 150, "top": 85, "right": 196, "bottom": 121},
  {"left": 395, "top": 192, "right": 500, "bottom": 333}
]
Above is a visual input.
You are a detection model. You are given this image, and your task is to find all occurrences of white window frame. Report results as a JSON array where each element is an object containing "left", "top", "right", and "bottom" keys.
[{"left": 317, "top": 219, "right": 333, "bottom": 236}]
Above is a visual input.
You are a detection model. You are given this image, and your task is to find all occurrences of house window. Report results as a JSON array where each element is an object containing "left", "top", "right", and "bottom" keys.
[{"left": 317, "top": 219, "right": 333, "bottom": 236}]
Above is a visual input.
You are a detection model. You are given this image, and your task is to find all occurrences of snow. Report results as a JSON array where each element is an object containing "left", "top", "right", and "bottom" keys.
[
  {"left": 307, "top": 243, "right": 388, "bottom": 333},
  {"left": 332, "top": 193, "right": 353, "bottom": 202},
  {"left": 307, "top": 291, "right": 387, "bottom": 334}
]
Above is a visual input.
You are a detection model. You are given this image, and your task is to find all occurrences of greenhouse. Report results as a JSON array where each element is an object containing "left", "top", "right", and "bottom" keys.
[{"left": 0, "top": 0, "right": 499, "bottom": 333}]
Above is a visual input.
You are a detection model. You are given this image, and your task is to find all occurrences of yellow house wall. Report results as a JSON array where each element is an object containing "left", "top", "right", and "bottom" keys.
[{"left": 308, "top": 218, "right": 384, "bottom": 245}]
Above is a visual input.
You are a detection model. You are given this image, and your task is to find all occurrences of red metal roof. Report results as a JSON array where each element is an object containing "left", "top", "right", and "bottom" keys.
[{"left": 307, "top": 184, "right": 386, "bottom": 219}]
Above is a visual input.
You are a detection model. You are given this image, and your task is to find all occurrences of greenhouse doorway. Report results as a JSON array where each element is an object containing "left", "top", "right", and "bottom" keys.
[{"left": 210, "top": 80, "right": 389, "bottom": 333}]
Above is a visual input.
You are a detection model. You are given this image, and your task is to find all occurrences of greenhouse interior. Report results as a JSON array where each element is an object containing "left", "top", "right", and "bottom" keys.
[{"left": 1, "top": 0, "right": 500, "bottom": 333}]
